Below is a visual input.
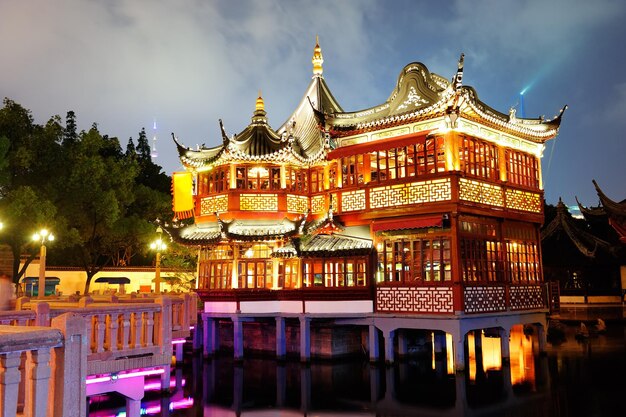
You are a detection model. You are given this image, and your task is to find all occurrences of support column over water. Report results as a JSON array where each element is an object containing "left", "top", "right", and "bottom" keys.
[
  {"left": 383, "top": 329, "right": 395, "bottom": 365},
  {"left": 397, "top": 330, "right": 408, "bottom": 357},
  {"left": 537, "top": 324, "right": 547, "bottom": 353},
  {"left": 368, "top": 324, "right": 379, "bottom": 363},
  {"left": 452, "top": 328, "right": 466, "bottom": 373},
  {"left": 299, "top": 316, "right": 310, "bottom": 362},
  {"left": 202, "top": 316, "right": 218, "bottom": 358},
  {"left": 276, "top": 316, "right": 286, "bottom": 360},
  {"left": 499, "top": 327, "right": 510, "bottom": 362},
  {"left": 233, "top": 316, "right": 244, "bottom": 362}
]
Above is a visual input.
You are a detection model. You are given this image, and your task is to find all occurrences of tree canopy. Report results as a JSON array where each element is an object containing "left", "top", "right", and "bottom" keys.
[{"left": 0, "top": 98, "right": 181, "bottom": 293}]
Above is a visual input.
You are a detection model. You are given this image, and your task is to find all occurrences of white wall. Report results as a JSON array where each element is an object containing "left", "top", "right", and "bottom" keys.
[{"left": 21, "top": 262, "right": 195, "bottom": 295}]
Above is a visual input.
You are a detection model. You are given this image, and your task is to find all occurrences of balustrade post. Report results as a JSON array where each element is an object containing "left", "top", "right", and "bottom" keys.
[
  {"left": 15, "top": 297, "right": 29, "bottom": 311},
  {"left": 121, "top": 312, "right": 131, "bottom": 350},
  {"left": 78, "top": 296, "right": 93, "bottom": 307},
  {"left": 131, "top": 312, "right": 142, "bottom": 348},
  {"left": 50, "top": 313, "right": 87, "bottom": 417},
  {"left": 95, "top": 314, "right": 106, "bottom": 353},
  {"left": 0, "top": 352, "right": 21, "bottom": 417},
  {"left": 24, "top": 347, "right": 52, "bottom": 417},
  {"left": 156, "top": 297, "right": 172, "bottom": 392},
  {"left": 182, "top": 294, "right": 191, "bottom": 331},
  {"left": 145, "top": 311, "right": 155, "bottom": 347},
  {"left": 105, "top": 313, "right": 119, "bottom": 352},
  {"left": 33, "top": 302, "right": 50, "bottom": 327}
]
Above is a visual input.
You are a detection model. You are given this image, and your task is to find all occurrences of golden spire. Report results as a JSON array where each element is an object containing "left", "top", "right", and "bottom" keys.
[
  {"left": 255, "top": 90, "right": 265, "bottom": 111},
  {"left": 312, "top": 35, "right": 323, "bottom": 76}
]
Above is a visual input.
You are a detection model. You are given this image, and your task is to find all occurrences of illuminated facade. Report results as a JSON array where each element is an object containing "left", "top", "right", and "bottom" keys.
[{"left": 168, "top": 40, "right": 565, "bottom": 367}]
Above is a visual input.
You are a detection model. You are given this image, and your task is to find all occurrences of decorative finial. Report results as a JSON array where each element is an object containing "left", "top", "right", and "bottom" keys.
[
  {"left": 255, "top": 90, "right": 265, "bottom": 111},
  {"left": 312, "top": 35, "right": 324, "bottom": 76}
]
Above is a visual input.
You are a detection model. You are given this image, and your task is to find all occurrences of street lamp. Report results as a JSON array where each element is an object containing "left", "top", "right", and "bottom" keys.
[
  {"left": 33, "top": 229, "right": 54, "bottom": 299},
  {"left": 150, "top": 226, "right": 167, "bottom": 293}
]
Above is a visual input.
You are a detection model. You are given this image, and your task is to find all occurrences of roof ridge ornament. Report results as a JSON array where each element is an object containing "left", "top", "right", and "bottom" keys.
[{"left": 312, "top": 35, "right": 324, "bottom": 77}]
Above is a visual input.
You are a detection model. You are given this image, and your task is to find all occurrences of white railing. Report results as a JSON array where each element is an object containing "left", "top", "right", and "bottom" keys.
[{"left": 0, "top": 313, "right": 87, "bottom": 417}]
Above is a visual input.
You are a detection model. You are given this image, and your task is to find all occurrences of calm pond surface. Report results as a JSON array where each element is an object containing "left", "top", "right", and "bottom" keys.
[{"left": 89, "top": 322, "right": 626, "bottom": 417}]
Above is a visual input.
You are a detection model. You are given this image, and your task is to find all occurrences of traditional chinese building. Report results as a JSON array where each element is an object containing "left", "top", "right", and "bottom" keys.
[{"left": 168, "top": 39, "right": 566, "bottom": 370}]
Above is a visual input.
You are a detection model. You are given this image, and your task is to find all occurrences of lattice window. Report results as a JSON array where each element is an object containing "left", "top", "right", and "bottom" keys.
[
  {"left": 341, "top": 154, "right": 364, "bottom": 187},
  {"left": 311, "top": 195, "right": 325, "bottom": 214},
  {"left": 459, "top": 135, "right": 499, "bottom": 181},
  {"left": 341, "top": 190, "right": 366, "bottom": 212},
  {"left": 459, "top": 216, "right": 503, "bottom": 283},
  {"left": 200, "top": 194, "right": 228, "bottom": 216},
  {"left": 377, "top": 235, "right": 451, "bottom": 284},
  {"left": 287, "top": 194, "right": 309, "bottom": 214},
  {"left": 285, "top": 167, "right": 309, "bottom": 193},
  {"left": 506, "top": 189, "right": 542, "bottom": 213},
  {"left": 371, "top": 136, "right": 446, "bottom": 184},
  {"left": 278, "top": 259, "right": 300, "bottom": 289},
  {"left": 370, "top": 178, "right": 451, "bottom": 209},
  {"left": 459, "top": 178, "right": 504, "bottom": 207},
  {"left": 506, "top": 149, "right": 539, "bottom": 189},
  {"left": 240, "top": 194, "right": 278, "bottom": 211},
  {"left": 310, "top": 167, "right": 325, "bottom": 192},
  {"left": 504, "top": 222, "right": 541, "bottom": 283},
  {"left": 302, "top": 258, "right": 368, "bottom": 288}
]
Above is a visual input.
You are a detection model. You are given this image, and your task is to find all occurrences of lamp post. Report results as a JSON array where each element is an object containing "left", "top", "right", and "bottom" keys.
[
  {"left": 33, "top": 229, "right": 54, "bottom": 299},
  {"left": 150, "top": 226, "right": 167, "bottom": 293}
]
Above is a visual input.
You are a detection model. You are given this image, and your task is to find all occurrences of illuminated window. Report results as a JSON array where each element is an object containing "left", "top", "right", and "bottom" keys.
[
  {"left": 302, "top": 258, "right": 368, "bottom": 288},
  {"left": 341, "top": 154, "right": 364, "bottom": 187},
  {"left": 504, "top": 222, "right": 541, "bottom": 283},
  {"left": 377, "top": 234, "right": 451, "bottom": 284},
  {"left": 506, "top": 149, "right": 539, "bottom": 189},
  {"left": 459, "top": 136, "right": 499, "bottom": 181},
  {"left": 285, "top": 167, "right": 309, "bottom": 193},
  {"left": 278, "top": 259, "right": 300, "bottom": 289},
  {"left": 459, "top": 217, "right": 503, "bottom": 283},
  {"left": 310, "top": 167, "right": 325, "bottom": 192},
  {"left": 371, "top": 136, "right": 445, "bottom": 184}
]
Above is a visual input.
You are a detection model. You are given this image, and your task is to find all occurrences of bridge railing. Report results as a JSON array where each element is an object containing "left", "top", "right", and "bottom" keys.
[
  {"left": 0, "top": 313, "right": 87, "bottom": 417},
  {"left": 15, "top": 297, "right": 174, "bottom": 376}
]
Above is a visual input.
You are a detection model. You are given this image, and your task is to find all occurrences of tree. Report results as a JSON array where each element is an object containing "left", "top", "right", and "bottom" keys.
[
  {"left": 54, "top": 125, "right": 140, "bottom": 294},
  {"left": 136, "top": 127, "right": 151, "bottom": 162},
  {"left": 63, "top": 111, "right": 78, "bottom": 146}
]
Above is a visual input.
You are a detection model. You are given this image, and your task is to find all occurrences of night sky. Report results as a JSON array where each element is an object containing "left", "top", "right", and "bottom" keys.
[{"left": 2, "top": 0, "right": 625, "bottom": 207}]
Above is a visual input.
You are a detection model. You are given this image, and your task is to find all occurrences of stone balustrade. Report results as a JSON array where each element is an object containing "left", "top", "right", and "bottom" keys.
[
  {"left": 0, "top": 293, "right": 201, "bottom": 417},
  {"left": 0, "top": 313, "right": 87, "bottom": 417}
]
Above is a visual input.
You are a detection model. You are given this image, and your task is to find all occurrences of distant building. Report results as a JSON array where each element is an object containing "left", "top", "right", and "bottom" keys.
[{"left": 167, "top": 39, "right": 566, "bottom": 368}]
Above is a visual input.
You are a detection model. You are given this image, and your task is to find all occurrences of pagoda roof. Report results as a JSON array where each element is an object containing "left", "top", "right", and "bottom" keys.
[
  {"left": 541, "top": 198, "right": 614, "bottom": 258},
  {"left": 272, "top": 234, "right": 373, "bottom": 258},
  {"left": 583, "top": 180, "right": 626, "bottom": 243},
  {"left": 321, "top": 55, "right": 566, "bottom": 143}
]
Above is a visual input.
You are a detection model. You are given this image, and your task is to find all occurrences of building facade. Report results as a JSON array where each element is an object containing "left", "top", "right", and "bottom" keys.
[{"left": 168, "top": 40, "right": 566, "bottom": 369}]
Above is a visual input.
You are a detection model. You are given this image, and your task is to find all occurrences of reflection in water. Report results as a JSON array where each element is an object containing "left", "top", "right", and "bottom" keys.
[{"left": 88, "top": 323, "right": 626, "bottom": 417}]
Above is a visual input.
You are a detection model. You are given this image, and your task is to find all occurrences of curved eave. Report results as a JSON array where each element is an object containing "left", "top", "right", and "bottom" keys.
[
  {"left": 461, "top": 87, "right": 567, "bottom": 142},
  {"left": 576, "top": 196, "right": 606, "bottom": 220},
  {"left": 593, "top": 180, "right": 626, "bottom": 220},
  {"left": 173, "top": 132, "right": 226, "bottom": 170},
  {"left": 541, "top": 201, "right": 612, "bottom": 258},
  {"left": 164, "top": 224, "right": 222, "bottom": 246}
]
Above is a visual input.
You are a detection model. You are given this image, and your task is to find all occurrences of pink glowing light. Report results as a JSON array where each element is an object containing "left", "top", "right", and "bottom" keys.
[
  {"left": 86, "top": 368, "right": 165, "bottom": 384},
  {"left": 172, "top": 338, "right": 186, "bottom": 345}
]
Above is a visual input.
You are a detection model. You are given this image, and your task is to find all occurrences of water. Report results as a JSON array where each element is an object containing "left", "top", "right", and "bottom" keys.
[{"left": 89, "top": 322, "right": 626, "bottom": 417}]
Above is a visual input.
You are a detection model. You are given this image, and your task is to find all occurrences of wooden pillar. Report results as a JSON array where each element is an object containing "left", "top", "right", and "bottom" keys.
[
  {"left": 275, "top": 316, "right": 286, "bottom": 360},
  {"left": 299, "top": 316, "right": 310, "bottom": 362},
  {"left": 498, "top": 147, "right": 507, "bottom": 182}
]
